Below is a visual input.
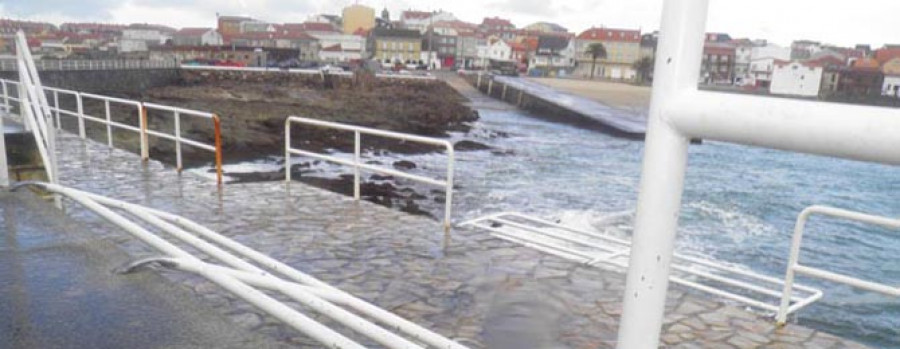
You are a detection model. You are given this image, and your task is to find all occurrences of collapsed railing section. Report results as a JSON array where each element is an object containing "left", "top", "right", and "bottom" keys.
[
  {"left": 13, "top": 182, "right": 469, "bottom": 349},
  {"left": 0, "top": 78, "right": 224, "bottom": 185},
  {"left": 461, "top": 212, "right": 824, "bottom": 316},
  {"left": 284, "top": 116, "right": 455, "bottom": 237},
  {"left": 776, "top": 206, "right": 900, "bottom": 324}
]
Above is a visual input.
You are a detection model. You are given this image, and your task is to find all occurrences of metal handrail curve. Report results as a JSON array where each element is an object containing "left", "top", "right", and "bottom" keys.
[
  {"left": 0, "top": 78, "right": 224, "bottom": 185},
  {"left": 776, "top": 205, "right": 900, "bottom": 324},
  {"left": 284, "top": 116, "right": 455, "bottom": 241},
  {"left": 12, "top": 182, "right": 469, "bottom": 349}
]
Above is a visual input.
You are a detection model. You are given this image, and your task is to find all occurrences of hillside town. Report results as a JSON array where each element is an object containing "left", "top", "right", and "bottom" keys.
[{"left": 2, "top": 4, "right": 900, "bottom": 104}]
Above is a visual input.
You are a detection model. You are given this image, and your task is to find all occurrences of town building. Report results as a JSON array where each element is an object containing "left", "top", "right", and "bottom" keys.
[
  {"left": 522, "top": 22, "right": 568, "bottom": 34},
  {"left": 312, "top": 33, "right": 366, "bottom": 62},
  {"left": 172, "top": 28, "right": 223, "bottom": 47},
  {"left": 529, "top": 36, "right": 574, "bottom": 76},
  {"left": 791, "top": 40, "right": 823, "bottom": 60},
  {"left": 401, "top": 10, "right": 457, "bottom": 33},
  {"left": 701, "top": 41, "right": 736, "bottom": 85},
  {"left": 150, "top": 46, "right": 267, "bottom": 66},
  {"left": 240, "top": 21, "right": 276, "bottom": 33},
  {"left": 574, "top": 27, "right": 642, "bottom": 80},
  {"left": 880, "top": 57, "right": 900, "bottom": 98},
  {"left": 422, "top": 31, "right": 457, "bottom": 68},
  {"left": 483, "top": 39, "right": 512, "bottom": 62},
  {"left": 0, "top": 19, "right": 57, "bottom": 35},
  {"left": 838, "top": 58, "right": 884, "bottom": 97},
  {"left": 217, "top": 16, "right": 253, "bottom": 36},
  {"left": 457, "top": 33, "right": 487, "bottom": 69},
  {"left": 342, "top": 4, "right": 376, "bottom": 35},
  {"left": 806, "top": 54, "right": 848, "bottom": 96},
  {"left": 479, "top": 17, "right": 517, "bottom": 40},
  {"left": 770, "top": 60, "right": 824, "bottom": 97},
  {"left": 227, "top": 31, "right": 319, "bottom": 61},
  {"left": 369, "top": 27, "right": 422, "bottom": 65}
]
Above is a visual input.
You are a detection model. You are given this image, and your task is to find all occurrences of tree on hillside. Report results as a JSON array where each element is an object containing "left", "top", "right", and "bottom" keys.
[
  {"left": 585, "top": 43, "right": 608, "bottom": 79},
  {"left": 633, "top": 56, "right": 655, "bottom": 84}
]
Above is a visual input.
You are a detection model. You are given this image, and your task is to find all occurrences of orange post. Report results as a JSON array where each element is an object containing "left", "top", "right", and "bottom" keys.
[
  {"left": 212, "top": 114, "right": 223, "bottom": 186},
  {"left": 139, "top": 104, "right": 149, "bottom": 161}
]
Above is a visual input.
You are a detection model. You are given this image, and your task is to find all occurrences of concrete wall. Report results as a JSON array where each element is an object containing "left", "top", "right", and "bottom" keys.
[{"left": 0, "top": 68, "right": 180, "bottom": 95}]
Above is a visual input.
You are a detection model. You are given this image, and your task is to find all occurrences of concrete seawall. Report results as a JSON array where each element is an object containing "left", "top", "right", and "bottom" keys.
[
  {"left": 462, "top": 74, "right": 647, "bottom": 139},
  {"left": 0, "top": 69, "right": 180, "bottom": 95}
]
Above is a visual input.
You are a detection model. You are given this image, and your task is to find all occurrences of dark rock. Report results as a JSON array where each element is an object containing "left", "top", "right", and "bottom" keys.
[
  {"left": 454, "top": 140, "right": 493, "bottom": 151},
  {"left": 393, "top": 160, "right": 417, "bottom": 170},
  {"left": 370, "top": 174, "right": 394, "bottom": 181}
]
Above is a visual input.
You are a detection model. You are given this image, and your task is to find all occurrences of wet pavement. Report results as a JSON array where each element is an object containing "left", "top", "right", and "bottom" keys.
[
  {"left": 34, "top": 129, "right": 871, "bottom": 348},
  {"left": 0, "top": 190, "right": 287, "bottom": 349}
]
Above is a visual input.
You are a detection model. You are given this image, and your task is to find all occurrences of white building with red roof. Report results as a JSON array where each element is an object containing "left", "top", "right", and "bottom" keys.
[
  {"left": 173, "top": 28, "right": 223, "bottom": 47},
  {"left": 573, "top": 27, "right": 642, "bottom": 80}
]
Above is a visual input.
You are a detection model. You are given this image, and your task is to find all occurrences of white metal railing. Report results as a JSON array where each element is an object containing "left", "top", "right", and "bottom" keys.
[
  {"left": 180, "top": 65, "right": 438, "bottom": 81},
  {"left": 13, "top": 182, "right": 469, "bottom": 349},
  {"left": 462, "top": 212, "right": 823, "bottom": 315},
  {"left": 618, "top": 1, "right": 900, "bottom": 347},
  {"left": 0, "top": 59, "right": 177, "bottom": 71},
  {"left": 0, "top": 77, "right": 224, "bottom": 185},
  {"left": 285, "top": 116, "right": 455, "bottom": 240},
  {"left": 776, "top": 205, "right": 900, "bottom": 324}
]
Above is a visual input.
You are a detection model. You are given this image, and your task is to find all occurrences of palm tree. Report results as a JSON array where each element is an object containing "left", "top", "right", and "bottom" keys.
[
  {"left": 585, "top": 43, "right": 607, "bottom": 79},
  {"left": 633, "top": 56, "right": 654, "bottom": 83}
]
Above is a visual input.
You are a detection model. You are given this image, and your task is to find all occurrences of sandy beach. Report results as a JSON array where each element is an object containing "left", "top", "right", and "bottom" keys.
[{"left": 527, "top": 78, "right": 651, "bottom": 112}]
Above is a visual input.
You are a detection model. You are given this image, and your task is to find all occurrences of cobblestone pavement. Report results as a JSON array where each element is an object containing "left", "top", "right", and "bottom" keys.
[{"left": 51, "top": 131, "right": 867, "bottom": 348}]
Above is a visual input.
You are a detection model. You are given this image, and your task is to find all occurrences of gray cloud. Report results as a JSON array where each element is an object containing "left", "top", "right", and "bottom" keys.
[{"left": 4, "top": 0, "right": 118, "bottom": 19}]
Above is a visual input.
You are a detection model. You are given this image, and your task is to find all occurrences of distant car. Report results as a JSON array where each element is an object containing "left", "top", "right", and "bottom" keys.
[{"left": 320, "top": 65, "right": 344, "bottom": 73}]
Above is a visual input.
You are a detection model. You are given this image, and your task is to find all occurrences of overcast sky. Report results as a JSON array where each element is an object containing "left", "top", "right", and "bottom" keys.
[{"left": 2, "top": 0, "right": 898, "bottom": 48}]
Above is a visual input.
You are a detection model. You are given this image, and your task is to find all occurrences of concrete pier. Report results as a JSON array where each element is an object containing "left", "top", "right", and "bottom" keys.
[{"left": 34, "top": 128, "right": 869, "bottom": 348}]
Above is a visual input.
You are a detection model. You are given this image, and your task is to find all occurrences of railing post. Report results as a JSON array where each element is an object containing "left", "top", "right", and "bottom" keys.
[
  {"left": 139, "top": 104, "right": 149, "bottom": 161},
  {"left": 501, "top": 83, "right": 507, "bottom": 100},
  {"left": 518, "top": 89, "right": 524, "bottom": 106},
  {"left": 174, "top": 110, "right": 182, "bottom": 171},
  {"left": 0, "top": 111, "right": 8, "bottom": 186},
  {"left": 354, "top": 131, "right": 361, "bottom": 200},
  {"left": 443, "top": 145, "right": 455, "bottom": 249},
  {"left": 776, "top": 210, "right": 808, "bottom": 325},
  {"left": 2, "top": 81, "right": 9, "bottom": 113},
  {"left": 213, "top": 114, "right": 223, "bottom": 186},
  {"left": 487, "top": 78, "right": 493, "bottom": 95},
  {"left": 285, "top": 119, "right": 292, "bottom": 183},
  {"left": 476, "top": 73, "right": 482, "bottom": 89},
  {"left": 76, "top": 92, "right": 86, "bottom": 138},
  {"left": 53, "top": 90, "right": 60, "bottom": 129},
  {"left": 616, "top": 0, "right": 708, "bottom": 348},
  {"left": 104, "top": 99, "right": 112, "bottom": 147}
]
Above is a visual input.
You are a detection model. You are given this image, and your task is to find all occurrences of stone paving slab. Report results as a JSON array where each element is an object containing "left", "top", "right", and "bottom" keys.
[{"left": 49, "top": 130, "right": 868, "bottom": 348}]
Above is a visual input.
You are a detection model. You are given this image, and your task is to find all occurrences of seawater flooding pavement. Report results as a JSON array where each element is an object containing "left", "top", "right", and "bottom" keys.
[
  {"left": 33, "top": 128, "right": 872, "bottom": 348},
  {"left": 0, "top": 190, "right": 287, "bottom": 348}
]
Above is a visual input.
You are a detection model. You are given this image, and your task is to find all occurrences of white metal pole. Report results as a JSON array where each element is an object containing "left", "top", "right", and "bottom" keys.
[
  {"left": 174, "top": 111, "right": 182, "bottom": 171},
  {"left": 776, "top": 208, "right": 810, "bottom": 325},
  {"left": 53, "top": 90, "right": 60, "bottom": 129},
  {"left": 0, "top": 113, "right": 8, "bottom": 186},
  {"left": 1, "top": 81, "right": 8, "bottom": 113},
  {"left": 354, "top": 131, "right": 361, "bottom": 200},
  {"left": 285, "top": 119, "right": 292, "bottom": 182},
  {"left": 104, "top": 99, "right": 112, "bottom": 147},
  {"left": 76, "top": 92, "right": 85, "bottom": 138},
  {"left": 616, "top": 1, "right": 708, "bottom": 348}
]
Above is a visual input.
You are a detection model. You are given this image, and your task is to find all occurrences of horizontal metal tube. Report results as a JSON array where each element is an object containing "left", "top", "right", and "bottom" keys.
[
  {"left": 143, "top": 102, "right": 214, "bottom": 118},
  {"left": 80, "top": 92, "right": 142, "bottom": 107},
  {"left": 794, "top": 265, "right": 899, "bottom": 296},
  {"left": 288, "top": 149, "right": 447, "bottom": 187},
  {"left": 288, "top": 116, "right": 453, "bottom": 149},
  {"left": 668, "top": 90, "right": 900, "bottom": 166}
]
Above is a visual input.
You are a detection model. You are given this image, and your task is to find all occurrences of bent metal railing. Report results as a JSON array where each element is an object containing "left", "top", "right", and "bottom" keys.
[
  {"left": 285, "top": 116, "right": 455, "bottom": 241},
  {"left": 462, "top": 212, "right": 823, "bottom": 316},
  {"left": 776, "top": 206, "right": 900, "bottom": 324},
  {"left": 12, "top": 182, "right": 468, "bottom": 349},
  {"left": 0, "top": 78, "right": 224, "bottom": 185}
]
